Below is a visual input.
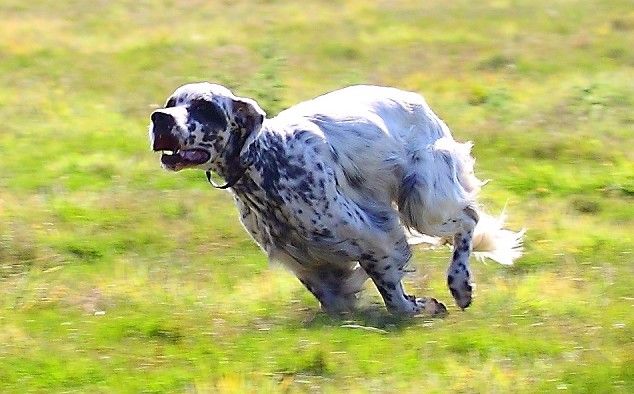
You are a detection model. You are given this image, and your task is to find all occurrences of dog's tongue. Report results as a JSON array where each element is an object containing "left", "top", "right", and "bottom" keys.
[
  {"left": 160, "top": 149, "right": 210, "bottom": 170},
  {"left": 180, "top": 150, "right": 207, "bottom": 162}
]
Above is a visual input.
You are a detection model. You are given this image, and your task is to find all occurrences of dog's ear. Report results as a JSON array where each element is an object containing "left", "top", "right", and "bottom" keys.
[{"left": 231, "top": 97, "right": 265, "bottom": 135}]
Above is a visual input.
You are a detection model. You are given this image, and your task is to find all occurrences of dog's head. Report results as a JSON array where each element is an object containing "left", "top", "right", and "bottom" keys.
[{"left": 149, "top": 83, "right": 265, "bottom": 172}]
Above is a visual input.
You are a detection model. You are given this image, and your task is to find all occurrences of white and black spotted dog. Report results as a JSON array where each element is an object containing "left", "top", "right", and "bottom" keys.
[{"left": 149, "top": 83, "right": 524, "bottom": 316}]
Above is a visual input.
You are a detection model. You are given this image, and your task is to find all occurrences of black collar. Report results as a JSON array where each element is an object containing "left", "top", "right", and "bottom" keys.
[
  {"left": 205, "top": 128, "right": 257, "bottom": 190},
  {"left": 205, "top": 166, "right": 249, "bottom": 189}
]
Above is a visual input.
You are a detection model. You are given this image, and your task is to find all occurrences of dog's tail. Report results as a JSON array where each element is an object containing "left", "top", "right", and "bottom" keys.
[
  {"left": 406, "top": 210, "right": 525, "bottom": 265},
  {"left": 470, "top": 208, "right": 525, "bottom": 265}
]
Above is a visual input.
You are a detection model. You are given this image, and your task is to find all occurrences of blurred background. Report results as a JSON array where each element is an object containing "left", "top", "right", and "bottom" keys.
[{"left": 0, "top": 0, "right": 632, "bottom": 392}]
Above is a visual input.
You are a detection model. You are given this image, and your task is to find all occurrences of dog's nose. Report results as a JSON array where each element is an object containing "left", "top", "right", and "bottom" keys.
[
  {"left": 151, "top": 111, "right": 180, "bottom": 151},
  {"left": 151, "top": 111, "right": 175, "bottom": 132}
]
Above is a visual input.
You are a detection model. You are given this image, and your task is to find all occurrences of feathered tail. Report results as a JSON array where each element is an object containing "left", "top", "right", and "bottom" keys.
[
  {"left": 406, "top": 208, "right": 525, "bottom": 265},
  {"left": 471, "top": 209, "right": 525, "bottom": 265}
]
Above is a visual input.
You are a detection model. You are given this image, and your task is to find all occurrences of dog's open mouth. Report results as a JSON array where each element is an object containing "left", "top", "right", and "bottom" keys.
[{"left": 160, "top": 149, "right": 211, "bottom": 171}]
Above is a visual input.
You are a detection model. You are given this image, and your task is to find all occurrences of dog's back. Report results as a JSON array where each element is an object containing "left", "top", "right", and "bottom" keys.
[{"left": 273, "top": 86, "right": 477, "bottom": 234}]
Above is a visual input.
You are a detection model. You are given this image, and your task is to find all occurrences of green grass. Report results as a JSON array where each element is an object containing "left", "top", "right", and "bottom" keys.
[{"left": 1, "top": 0, "right": 633, "bottom": 392}]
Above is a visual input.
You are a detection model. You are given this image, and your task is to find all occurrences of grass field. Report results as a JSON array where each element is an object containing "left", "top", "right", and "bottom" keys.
[{"left": 0, "top": 0, "right": 633, "bottom": 392}]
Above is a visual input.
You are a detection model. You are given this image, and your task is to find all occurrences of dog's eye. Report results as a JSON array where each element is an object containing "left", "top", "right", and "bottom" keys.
[
  {"left": 165, "top": 98, "right": 176, "bottom": 108},
  {"left": 189, "top": 99, "right": 227, "bottom": 130}
]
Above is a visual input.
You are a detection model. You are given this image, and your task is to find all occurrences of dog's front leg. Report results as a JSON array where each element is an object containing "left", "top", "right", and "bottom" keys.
[
  {"left": 297, "top": 264, "right": 366, "bottom": 314},
  {"left": 359, "top": 240, "right": 446, "bottom": 316}
]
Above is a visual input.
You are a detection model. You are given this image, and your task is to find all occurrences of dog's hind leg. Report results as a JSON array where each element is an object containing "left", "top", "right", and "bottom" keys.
[{"left": 446, "top": 206, "right": 478, "bottom": 309}]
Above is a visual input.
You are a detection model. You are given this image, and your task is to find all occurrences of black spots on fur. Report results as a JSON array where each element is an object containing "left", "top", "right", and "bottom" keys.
[
  {"left": 253, "top": 136, "right": 285, "bottom": 204},
  {"left": 384, "top": 281, "right": 397, "bottom": 291},
  {"left": 165, "top": 97, "right": 176, "bottom": 108},
  {"left": 189, "top": 99, "right": 228, "bottom": 132},
  {"left": 240, "top": 143, "right": 259, "bottom": 167},
  {"left": 312, "top": 228, "right": 333, "bottom": 239},
  {"left": 449, "top": 287, "right": 459, "bottom": 300},
  {"left": 462, "top": 281, "right": 472, "bottom": 292},
  {"left": 452, "top": 249, "right": 461, "bottom": 261},
  {"left": 202, "top": 133, "right": 218, "bottom": 143},
  {"left": 286, "top": 164, "right": 307, "bottom": 180},
  {"left": 359, "top": 252, "right": 374, "bottom": 261},
  {"left": 463, "top": 206, "right": 480, "bottom": 224},
  {"left": 256, "top": 134, "right": 314, "bottom": 206},
  {"left": 448, "top": 274, "right": 455, "bottom": 285},
  {"left": 383, "top": 264, "right": 391, "bottom": 271},
  {"left": 404, "top": 294, "right": 417, "bottom": 303},
  {"left": 294, "top": 130, "right": 308, "bottom": 140},
  {"left": 460, "top": 238, "right": 470, "bottom": 252},
  {"left": 235, "top": 177, "right": 259, "bottom": 196},
  {"left": 382, "top": 291, "right": 393, "bottom": 303},
  {"left": 209, "top": 135, "right": 224, "bottom": 153},
  {"left": 363, "top": 208, "right": 393, "bottom": 232}
]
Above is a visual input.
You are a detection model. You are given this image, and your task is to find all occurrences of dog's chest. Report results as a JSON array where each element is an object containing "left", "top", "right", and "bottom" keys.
[
  {"left": 231, "top": 163, "right": 359, "bottom": 264},
  {"left": 232, "top": 174, "right": 318, "bottom": 244}
]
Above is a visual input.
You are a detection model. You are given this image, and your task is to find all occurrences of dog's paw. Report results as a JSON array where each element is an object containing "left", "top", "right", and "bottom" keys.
[
  {"left": 448, "top": 278, "right": 472, "bottom": 310},
  {"left": 415, "top": 297, "right": 448, "bottom": 317}
]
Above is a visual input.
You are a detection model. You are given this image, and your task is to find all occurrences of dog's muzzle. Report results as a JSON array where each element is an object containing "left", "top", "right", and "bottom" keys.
[{"left": 150, "top": 111, "right": 211, "bottom": 171}]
